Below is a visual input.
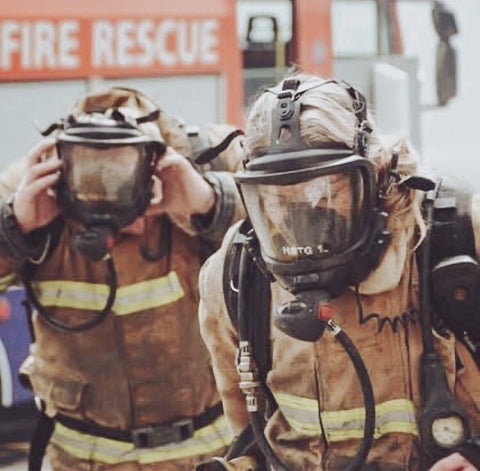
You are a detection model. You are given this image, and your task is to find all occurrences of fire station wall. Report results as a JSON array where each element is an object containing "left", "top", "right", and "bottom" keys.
[
  {"left": 0, "top": 75, "right": 221, "bottom": 171},
  {"left": 0, "top": 81, "right": 87, "bottom": 170}
]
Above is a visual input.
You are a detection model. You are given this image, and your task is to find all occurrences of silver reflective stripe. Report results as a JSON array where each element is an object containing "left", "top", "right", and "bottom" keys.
[
  {"left": 274, "top": 392, "right": 418, "bottom": 441},
  {"left": 33, "top": 271, "right": 185, "bottom": 316},
  {"left": 51, "top": 415, "right": 233, "bottom": 464}
]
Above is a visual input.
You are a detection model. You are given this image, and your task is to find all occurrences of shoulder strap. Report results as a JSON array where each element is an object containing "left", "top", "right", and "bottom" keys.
[
  {"left": 222, "top": 221, "right": 274, "bottom": 462},
  {"left": 185, "top": 124, "right": 244, "bottom": 172},
  {"left": 224, "top": 220, "right": 274, "bottom": 380},
  {"left": 429, "top": 177, "right": 475, "bottom": 265},
  {"left": 222, "top": 222, "right": 272, "bottom": 361},
  {"left": 425, "top": 178, "right": 480, "bottom": 363}
]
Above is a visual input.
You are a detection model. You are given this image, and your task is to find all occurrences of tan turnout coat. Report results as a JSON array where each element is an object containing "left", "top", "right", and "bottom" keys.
[{"left": 199, "top": 192, "right": 480, "bottom": 471}]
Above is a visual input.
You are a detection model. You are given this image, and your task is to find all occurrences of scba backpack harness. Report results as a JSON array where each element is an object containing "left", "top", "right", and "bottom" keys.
[{"left": 221, "top": 179, "right": 480, "bottom": 469}]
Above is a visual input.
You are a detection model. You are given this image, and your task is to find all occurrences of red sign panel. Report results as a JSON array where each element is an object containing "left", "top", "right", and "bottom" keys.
[
  {"left": 0, "top": 17, "right": 231, "bottom": 80},
  {"left": 0, "top": 0, "right": 244, "bottom": 125}
]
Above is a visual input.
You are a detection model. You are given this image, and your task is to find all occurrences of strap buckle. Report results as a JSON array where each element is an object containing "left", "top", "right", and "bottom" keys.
[{"left": 132, "top": 418, "right": 195, "bottom": 448}]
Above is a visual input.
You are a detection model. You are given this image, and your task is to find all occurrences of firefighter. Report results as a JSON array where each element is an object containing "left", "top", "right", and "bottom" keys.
[
  {"left": 0, "top": 86, "right": 245, "bottom": 470},
  {"left": 197, "top": 74, "right": 480, "bottom": 471}
]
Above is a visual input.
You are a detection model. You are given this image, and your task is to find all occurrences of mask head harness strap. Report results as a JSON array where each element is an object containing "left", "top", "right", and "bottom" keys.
[
  {"left": 40, "top": 107, "right": 161, "bottom": 137},
  {"left": 266, "top": 78, "right": 325, "bottom": 153},
  {"left": 341, "top": 81, "right": 372, "bottom": 157},
  {"left": 265, "top": 78, "right": 372, "bottom": 156}
]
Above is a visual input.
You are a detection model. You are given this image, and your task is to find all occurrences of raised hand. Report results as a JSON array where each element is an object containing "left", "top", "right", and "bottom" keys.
[
  {"left": 146, "top": 146, "right": 215, "bottom": 220},
  {"left": 13, "top": 138, "right": 63, "bottom": 234}
]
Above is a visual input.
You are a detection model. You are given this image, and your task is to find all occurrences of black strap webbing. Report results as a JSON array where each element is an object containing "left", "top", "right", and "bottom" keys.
[
  {"left": 223, "top": 221, "right": 272, "bottom": 380},
  {"left": 195, "top": 130, "right": 244, "bottom": 165},
  {"left": 54, "top": 402, "right": 223, "bottom": 443},
  {"left": 28, "top": 403, "right": 223, "bottom": 468},
  {"left": 222, "top": 221, "right": 274, "bottom": 461},
  {"left": 28, "top": 412, "right": 55, "bottom": 471}
]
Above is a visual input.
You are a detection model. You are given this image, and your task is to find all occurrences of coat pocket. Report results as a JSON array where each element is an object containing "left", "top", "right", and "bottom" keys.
[{"left": 19, "top": 354, "right": 88, "bottom": 417}]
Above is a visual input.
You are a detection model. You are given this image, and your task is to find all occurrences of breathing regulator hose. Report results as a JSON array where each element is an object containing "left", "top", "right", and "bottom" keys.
[
  {"left": 326, "top": 318, "right": 376, "bottom": 471},
  {"left": 237, "top": 248, "right": 376, "bottom": 471},
  {"left": 22, "top": 255, "right": 118, "bottom": 333}
]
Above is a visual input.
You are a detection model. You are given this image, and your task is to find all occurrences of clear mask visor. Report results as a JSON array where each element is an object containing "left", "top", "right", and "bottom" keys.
[
  {"left": 242, "top": 169, "right": 367, "bottom": 262},
  {"left": 59, "top": 142, "right": 151, "bottom": 204}
]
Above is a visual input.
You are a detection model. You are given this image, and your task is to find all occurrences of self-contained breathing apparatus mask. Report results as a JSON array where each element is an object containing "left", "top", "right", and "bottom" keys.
[
  {"left": 235, "top": 79, "right": 390, "bottom": 341},
  {"left": 52, "top": 108, "right": 166, "bottom": 261}
]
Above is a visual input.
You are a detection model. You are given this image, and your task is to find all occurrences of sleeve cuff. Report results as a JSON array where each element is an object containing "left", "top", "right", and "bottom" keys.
[
  {"left": 0, "top": 194, "right": 50, "bottom": 265},
  {"left": 191, "top": 171, "right": 239, "bottom": 242}
]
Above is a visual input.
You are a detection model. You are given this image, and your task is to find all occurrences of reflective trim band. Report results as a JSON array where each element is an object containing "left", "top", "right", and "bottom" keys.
[
  {"left": 51, "top": 415, "right": 233, "bottom": 464},
  {"left": 274, "top": 392, "right": 418, "bottom": 441},
  {"left": 274, "top": 392, "right": 321, "bottom": 436},
  {"left": 0, "top": 273, "right": 16, "bottom": 291},
  {"left": 32, "top": 271, "right": 185, "bottom": 316}
]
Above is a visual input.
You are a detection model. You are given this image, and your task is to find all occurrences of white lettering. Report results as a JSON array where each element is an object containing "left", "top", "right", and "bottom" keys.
[
  {"left": 58, "top": 21, "right": 79, "bottom": 68},
  {"left": 0, "top": 21, "right": 20, "bottom": 69},
  {"left": 34, "top": 21, "right": 56, "bottom": 68},
  {"left": 201, "top": 19, "right": 219, "bottom": 64},
  {"left": 1, "top": 20, "right": 80, "bottom": 71},
  {"left": 178, "top": 20, "right": 198, "bottom": 65},
  {"left": 92, "top": 20, "right": 114, "bottom": 67},
  {"left": 116, "top": 20, "right": 135, "bottom": 67},
  {"left": 1, "top": 17, "right": 220, "bottom": 74},
  {"left": 20, "top": 22, "right": 31, "bottom": 68},
  {"left": 137, "top": 19, "right": 154, "bottom": 66},
  {"left": 156, "top": 20, "right": 177, "bottom": 66},
  {"left": 282, "top": 246, "right": 314, "bottom": 256},
  {"left": 91, "top": 18, "right": 220, "bottom": 69}
]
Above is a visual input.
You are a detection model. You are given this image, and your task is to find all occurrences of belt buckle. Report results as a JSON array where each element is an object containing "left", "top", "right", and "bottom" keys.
[{"left": 132, "top": 419, "right": 194, "bottom": 448}]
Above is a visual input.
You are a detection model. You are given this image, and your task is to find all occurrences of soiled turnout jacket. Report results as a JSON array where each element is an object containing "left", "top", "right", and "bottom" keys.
[
  {"left": 198, "top": 191, "right": 480, "bottom": 471},
  {"left": 0, "top": 165, "right": 243, "bottom": 470}
]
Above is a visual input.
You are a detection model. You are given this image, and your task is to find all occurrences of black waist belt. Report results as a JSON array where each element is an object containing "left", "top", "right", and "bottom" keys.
[{"left": 56, "top": 401, "right": 223, "bottom": 449}]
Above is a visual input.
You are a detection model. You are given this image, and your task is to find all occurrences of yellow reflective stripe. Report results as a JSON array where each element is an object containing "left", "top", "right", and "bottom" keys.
[
  {"left": 275, "top": 391, "right": 319, "bottom": 412},
  {"left": 51, "top": 415, "right": 233, "bottom": 464},
  {"left": 274, "top": 392, "right": 418, "bottom": 440},
  {"left": 33, "top": 271, "right": 185, "bottom": 316},
  {"left": 274, "top": 392, "right": 321, "bottom": 435},
  {"left": 0, "top": 273, "right": 16, "bottom": 292}
]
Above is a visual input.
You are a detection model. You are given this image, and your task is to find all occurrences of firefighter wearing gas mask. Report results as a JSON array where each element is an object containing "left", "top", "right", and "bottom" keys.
[
  {"left": 0, "top": 86, "right": 245, "bottom": 470},
  {"left": 197, "top": 75, "right": 480, "bottom": 471}
]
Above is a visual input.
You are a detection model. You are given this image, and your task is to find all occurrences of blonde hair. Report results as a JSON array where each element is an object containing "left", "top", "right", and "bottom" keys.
[{"left": 245, "top": 73, "right": 425, "bottom": 244}]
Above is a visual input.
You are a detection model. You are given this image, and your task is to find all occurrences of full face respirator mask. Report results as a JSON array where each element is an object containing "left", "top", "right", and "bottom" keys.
[
  {"left": 235, "top": 79, "right": 390, "bottom": 342},
  {"left": 50, "top": 109, "right": 166, "bottom": 261}
]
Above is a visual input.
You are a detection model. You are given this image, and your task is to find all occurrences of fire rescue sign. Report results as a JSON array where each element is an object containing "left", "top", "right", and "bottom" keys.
[{"left": 0, "top": 18, "right": 224, "bottom": 80}]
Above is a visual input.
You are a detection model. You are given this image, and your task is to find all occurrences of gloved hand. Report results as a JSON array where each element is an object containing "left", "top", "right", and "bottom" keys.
[
  {"left": 14, "top": 138, "right": 62, "bottom": 234},
  {"left": 147, "top": 146, "right": 215, "bottom": 220}
]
